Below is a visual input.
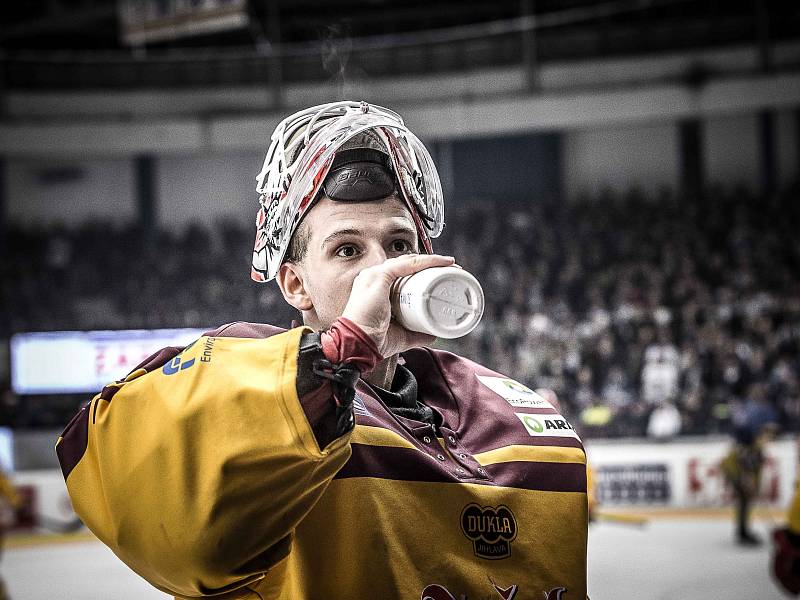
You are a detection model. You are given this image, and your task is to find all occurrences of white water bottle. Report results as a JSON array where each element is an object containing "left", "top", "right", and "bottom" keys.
[{"left": 390, "top": 266, "right": 485, "bottom": 339}]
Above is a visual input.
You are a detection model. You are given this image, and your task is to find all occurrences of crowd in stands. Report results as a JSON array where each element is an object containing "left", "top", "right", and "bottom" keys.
[{"left": 2, "top": 184, "right": 799, "bottom": 437}]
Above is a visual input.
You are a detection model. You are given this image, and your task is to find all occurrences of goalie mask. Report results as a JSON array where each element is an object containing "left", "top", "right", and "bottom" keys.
[{"left": 251, "top": 101, "right": 444, "bottom": 282}]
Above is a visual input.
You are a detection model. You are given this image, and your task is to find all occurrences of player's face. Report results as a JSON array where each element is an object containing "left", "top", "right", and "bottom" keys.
[{"left": 283, "top": 195, "right": 420, "bottom": 331}]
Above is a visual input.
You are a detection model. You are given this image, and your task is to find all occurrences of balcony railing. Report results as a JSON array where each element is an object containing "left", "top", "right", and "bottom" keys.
[{"left": 0, "top": 6, "right": 796, "bottom": 90}]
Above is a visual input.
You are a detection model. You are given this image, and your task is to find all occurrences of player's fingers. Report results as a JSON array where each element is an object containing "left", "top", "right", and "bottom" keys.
[
  {"left": 379, "top": 253, "right": 455, "bottom": 280},
  {"left": 350, "top": 254, "right": 455, "bottom": 295}
]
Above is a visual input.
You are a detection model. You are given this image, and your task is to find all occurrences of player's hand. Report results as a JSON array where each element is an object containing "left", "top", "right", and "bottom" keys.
[{"left": 341, "top": 253, "right": 455, "bottom": 357}]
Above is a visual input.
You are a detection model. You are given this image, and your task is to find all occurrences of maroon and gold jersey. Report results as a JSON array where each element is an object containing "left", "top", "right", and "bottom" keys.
[{"left": 56, "top": 323, "right": 587, "bottom": 599}]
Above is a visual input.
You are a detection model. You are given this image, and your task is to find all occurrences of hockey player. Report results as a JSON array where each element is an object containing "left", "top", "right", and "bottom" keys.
[
  {"left": 773, "top": 476, "right": 800, "bottom": 594},
  {"left": 721, "top": 421, "right": 777, "bottom": 545},
  {"left": 55, "top": 101, "right": 588, "bottom": 599},
  {"left": 0, "top": 468, "right": 20, "bottom": 600}
]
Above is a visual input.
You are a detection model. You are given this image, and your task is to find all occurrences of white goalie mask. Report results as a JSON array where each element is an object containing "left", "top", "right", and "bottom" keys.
[{"left": 251, "top": 101, "right": 444, "bottom": 282}]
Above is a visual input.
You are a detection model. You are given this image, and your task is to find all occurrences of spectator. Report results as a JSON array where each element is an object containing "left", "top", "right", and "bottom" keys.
[{"left": 647, "top": 400, "right": 682, "bottom": 440}]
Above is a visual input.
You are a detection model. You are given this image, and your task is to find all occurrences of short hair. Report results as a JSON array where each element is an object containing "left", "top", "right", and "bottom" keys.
[{"left": 283, "top": 220, "right": 310, "bottom": 265}]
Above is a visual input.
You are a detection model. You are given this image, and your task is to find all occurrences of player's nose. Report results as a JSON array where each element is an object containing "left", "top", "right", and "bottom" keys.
[{"left": 361, "top": 242, "right": 388, "bottom": 268}]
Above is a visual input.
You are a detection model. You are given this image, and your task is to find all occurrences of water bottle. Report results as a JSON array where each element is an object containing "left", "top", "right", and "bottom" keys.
[{"left": 390, "top": 266, "right": 484, "bottom": 339}]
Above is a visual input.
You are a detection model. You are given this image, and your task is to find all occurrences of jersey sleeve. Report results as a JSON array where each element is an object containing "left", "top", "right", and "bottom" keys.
[
  {"left": 55, "top": 326, "right": 353, "bottom": 598},
  {"left": 788, "top": 479, "right": 800, "bottom": 535}
]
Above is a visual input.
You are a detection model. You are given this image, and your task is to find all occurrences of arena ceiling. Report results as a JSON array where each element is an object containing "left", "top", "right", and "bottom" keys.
[{"left": 0, "top": 0, "right": 791, "bottom": 52}]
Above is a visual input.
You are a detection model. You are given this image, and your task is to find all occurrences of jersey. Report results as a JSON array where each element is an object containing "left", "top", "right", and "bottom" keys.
[
  {"left": 721, "top": 441, "right": 765, "bottom": 497},
  {"left": 0, "top": 471, "right": 20, "bottom": 531},
  {"left": 773, "top": 476, "right": 800, "bottom": 594},
  {"left": 0, "top": 473, "right": 19, "bottom": 509},
  {"left": 56, "top": 322, "right": 588, "bottom": 600}
]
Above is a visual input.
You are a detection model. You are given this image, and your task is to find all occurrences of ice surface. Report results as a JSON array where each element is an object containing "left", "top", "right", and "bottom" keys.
[{"left": 0, "top": 516, "right": 789, "bottom": 599}]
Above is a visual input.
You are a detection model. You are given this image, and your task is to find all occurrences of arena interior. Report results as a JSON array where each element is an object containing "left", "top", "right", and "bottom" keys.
[{"left": 1, "top": 0, "right": 799, "bottom": 598}]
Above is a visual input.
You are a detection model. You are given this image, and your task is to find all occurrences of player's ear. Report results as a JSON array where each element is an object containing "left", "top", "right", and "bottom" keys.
[{"left": 276, "top": 262, "right": 313, "bottom": 311}]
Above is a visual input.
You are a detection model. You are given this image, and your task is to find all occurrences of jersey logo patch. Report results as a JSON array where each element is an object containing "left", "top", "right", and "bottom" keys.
[
  {"left": 162, "top": 356, "right": 195, "bottom": 375},
  {"left": 515, "top": 413, "right": 580, "bottom": 439},
  {"left": 460, "top": 503, "right": 518, "bottom": 560},
  {"left": 476, "top": 375, "right": 552, "bottom": 409}
]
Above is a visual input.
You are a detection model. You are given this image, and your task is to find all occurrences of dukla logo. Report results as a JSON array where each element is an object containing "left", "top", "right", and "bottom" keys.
[{"left": 460, "top": 504, "right": 518, "bottom": 560}]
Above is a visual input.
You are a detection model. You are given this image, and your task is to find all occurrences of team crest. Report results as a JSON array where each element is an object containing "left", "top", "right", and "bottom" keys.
[{"left": 460, "top": 504, "right": 518, "bottom": 560}]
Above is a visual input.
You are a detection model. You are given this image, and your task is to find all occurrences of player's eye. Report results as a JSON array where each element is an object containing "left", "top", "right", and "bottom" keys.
[
  {"left": 390, "top": 239, "right": 412, "bottom": 253},
  {"left": 335, "top": 244, "right": 359, "bottom": 258}
]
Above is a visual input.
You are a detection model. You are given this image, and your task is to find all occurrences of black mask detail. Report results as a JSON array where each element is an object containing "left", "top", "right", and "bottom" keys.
[{"left": 322, "top": 148, "right": 397, "bottom": 202}]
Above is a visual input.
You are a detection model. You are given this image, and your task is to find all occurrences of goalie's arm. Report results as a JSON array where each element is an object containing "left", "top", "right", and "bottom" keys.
[{"left": 55, "top": 323, "right": 378, "bottom": 598}]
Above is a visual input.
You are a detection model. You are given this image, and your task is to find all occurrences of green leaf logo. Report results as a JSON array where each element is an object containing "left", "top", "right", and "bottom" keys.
[
  {"left": 502, "top": 378, "right": 533, "bottom": 394},
  {"left": 524, "top": 415, "right": 544, "bottom": 433}
]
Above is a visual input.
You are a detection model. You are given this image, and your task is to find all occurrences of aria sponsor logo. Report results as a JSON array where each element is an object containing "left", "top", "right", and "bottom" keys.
[
  {"left": 460, "top": 504, "right": 518, "bottom": 560},
  {"left": 515, "top": 413, "right": 580, "bottom": 439}
]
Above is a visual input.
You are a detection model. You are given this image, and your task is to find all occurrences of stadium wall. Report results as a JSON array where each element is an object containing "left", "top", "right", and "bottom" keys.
[
  {"left": 5, "top": 108, "right": 795, "bottom": 229},
  {"left": 6, "top": 158, "right": 137, "bottom": 228},
  {"left": 777, "top": 110, "right": 800, "bottom": 187},
  {"left": 704, "top": 114, "right": 760, "bottom": 191},
  {"left": 157, "top": 151, "right": 262, "bottom": 228},
  {"left": 449, "top": 133, "right": 562, "bottom": 204},
  {"left": 562, "top": 122, "right": 680, "bottom": 199}
]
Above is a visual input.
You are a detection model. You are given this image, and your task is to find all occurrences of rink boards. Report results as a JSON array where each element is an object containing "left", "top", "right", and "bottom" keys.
[
  {"left": 585, "top": 435, "right": 797, "bottom": 509},
  {"left": 5, "top": 435, "right": 798, "bottom": 533}
]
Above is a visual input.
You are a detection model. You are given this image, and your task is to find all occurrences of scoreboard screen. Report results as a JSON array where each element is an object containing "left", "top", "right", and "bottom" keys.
[{"left": 10, "top": 328, "right": 208, "bottom": 395}]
